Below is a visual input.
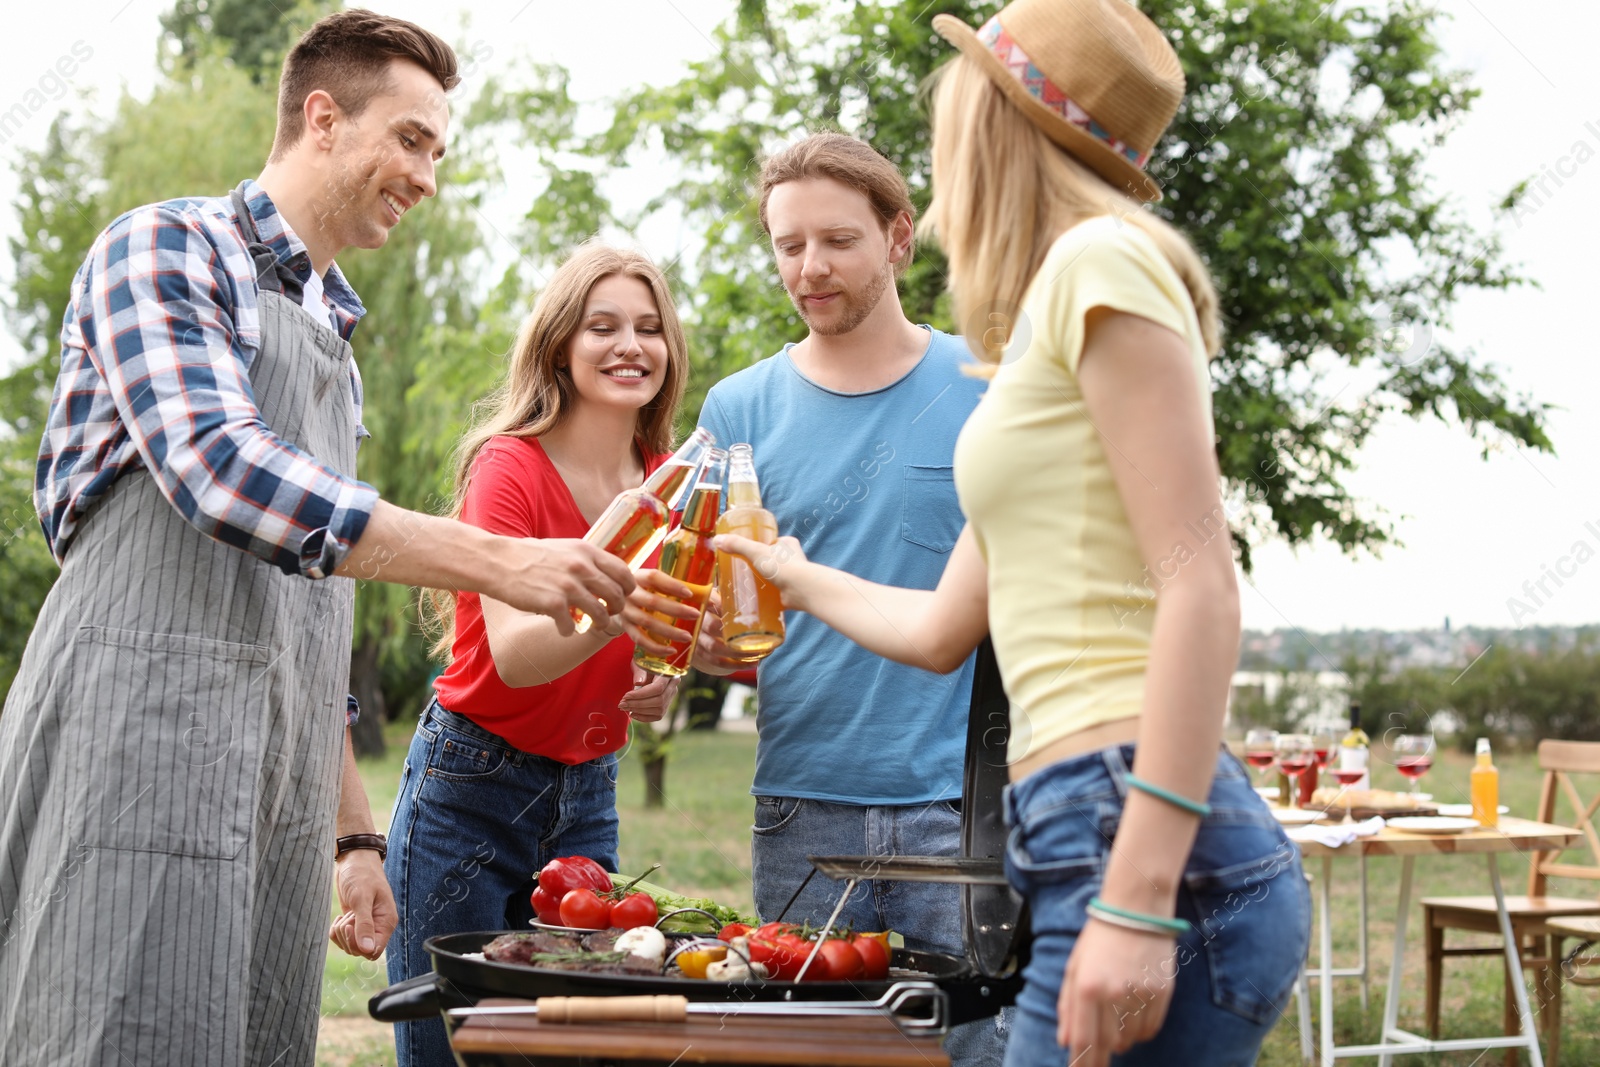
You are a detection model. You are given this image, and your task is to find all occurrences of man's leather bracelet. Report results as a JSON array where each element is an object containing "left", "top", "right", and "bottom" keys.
[{"left": 335, "top": 833, "right": 387, "bottom": 861}]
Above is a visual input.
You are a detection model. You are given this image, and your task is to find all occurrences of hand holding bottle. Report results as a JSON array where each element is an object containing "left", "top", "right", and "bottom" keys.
[
  {"left": 688, "top": 593, "right": 751, "bottom": 676},
  {"left": 496, "top": 537, "right": 636, "bottom": 635},
  {"left": 618, "top": 571, "right": 703, "bottom": 654},
  {"left": 711, "top": 534, "right": 808, "bottom": 604}
]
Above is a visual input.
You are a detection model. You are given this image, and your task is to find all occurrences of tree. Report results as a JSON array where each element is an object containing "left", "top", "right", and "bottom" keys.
[
  {"left": 597, "top": 0, "right": 1550, "bottom": 566},
  {"left": 159, "top": 0, "right": 334, "bottom": 83}
]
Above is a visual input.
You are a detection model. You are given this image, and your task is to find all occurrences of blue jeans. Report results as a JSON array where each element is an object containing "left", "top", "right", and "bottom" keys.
[
  {"left": 1002, "top": 745, "right": 1311, "bottom": 1067},
  {"left": 751, "top": 795, "right": 1009, "bottom": 1067},
  {"left": 384, "top": 699, "right": 621, "bottom": 1067}
]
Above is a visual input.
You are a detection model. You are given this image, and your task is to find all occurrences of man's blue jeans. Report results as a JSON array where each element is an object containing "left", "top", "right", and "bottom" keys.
[
  {"left": 384, "top": 699, "right": 620, "bottom": 1067},
  {"left": 1001, "top": 744, "right": 1311, "bottom": 1067},
  {"left": 751, "top": 794, "right": 1010, "bottom": 1066}
]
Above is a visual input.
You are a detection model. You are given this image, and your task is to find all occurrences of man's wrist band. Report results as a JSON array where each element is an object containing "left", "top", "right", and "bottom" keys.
[
  {"left": 1086, "top": 897, "right": 1191, "bottom": 938},
  {"left": 1124, "top": 773, "right": 1212, "bottom": 817},
  {"left": 335, "top": 833, "right": 387, "bottom": 861}
]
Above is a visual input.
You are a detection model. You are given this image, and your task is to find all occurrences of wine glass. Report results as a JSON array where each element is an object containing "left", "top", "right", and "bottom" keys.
[
  {"left": 1274, "top": 734, "right": 1315, "bottom": 810},
  {"left": 1244, "top": 729, "right": 1280, "bottom": 790},
  {"left": 1311, "top": 727, "right": 1338, "bottom": 779},
  {"left": 1393, "top": 733, "right": 1436, "bottom": 796}
]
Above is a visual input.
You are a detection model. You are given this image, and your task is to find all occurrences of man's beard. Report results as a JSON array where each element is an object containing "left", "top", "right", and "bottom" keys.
[
  {"left": 311, "top": 146, "right": 383, "bottom": 250},
  {"left": 791, "top": 260, "right": 893, "bottom": 337}
]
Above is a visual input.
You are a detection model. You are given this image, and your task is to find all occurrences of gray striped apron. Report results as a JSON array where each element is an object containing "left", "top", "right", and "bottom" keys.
[{"left": 0, "top": 187, "right": 356, "bottom": 1067}]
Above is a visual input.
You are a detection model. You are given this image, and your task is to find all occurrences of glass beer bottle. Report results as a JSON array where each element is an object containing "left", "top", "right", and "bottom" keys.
[
  {"left": 714, "top": 444, "right": 785, "bottom": 659},
  {"left": 634, "top": 449, "right": 727, "bottom": 676},
  {"left": 571, "top": 426, "right": 714, "bottom": 634}
]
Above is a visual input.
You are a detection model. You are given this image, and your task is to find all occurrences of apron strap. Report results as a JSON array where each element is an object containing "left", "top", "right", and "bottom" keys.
[{"left": 229, "top": 185, "right": 304, "bottom": 304}]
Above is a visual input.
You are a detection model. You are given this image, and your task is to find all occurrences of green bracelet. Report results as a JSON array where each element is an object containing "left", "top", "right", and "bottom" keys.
[
  {"left": 1124, "top": 773, "right": 1212, "bottom": 817},
  {"left": 1087, "top": 897, "right": 1192, "bottom": 937}
]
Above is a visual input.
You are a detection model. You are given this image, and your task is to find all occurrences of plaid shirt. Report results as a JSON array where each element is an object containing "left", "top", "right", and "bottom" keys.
[{"left": 36, "top": 180, "right": 379, "bottom": 578}]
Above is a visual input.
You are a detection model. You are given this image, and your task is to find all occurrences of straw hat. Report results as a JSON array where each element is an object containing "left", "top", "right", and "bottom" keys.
[{"left": 932, "top": 0, "right": 1184, "bottom": 202}]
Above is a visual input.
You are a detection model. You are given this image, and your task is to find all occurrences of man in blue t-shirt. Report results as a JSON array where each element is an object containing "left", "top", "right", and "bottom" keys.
[{"left": 697, "top": 133, "right": 1003, "bottom": 1064}]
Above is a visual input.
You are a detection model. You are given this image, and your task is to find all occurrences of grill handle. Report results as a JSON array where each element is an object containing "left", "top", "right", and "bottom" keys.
[
  {"left": 537, "top": 995, "right": 691, "bottom": 1023},
  {"left": 368, "top": 974, "right": 443, "bottom": 1022}
]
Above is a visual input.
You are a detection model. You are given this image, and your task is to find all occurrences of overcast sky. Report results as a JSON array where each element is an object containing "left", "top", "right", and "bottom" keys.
[{"left": 3, "top": 1, "right": 1595, "bottom": 636}]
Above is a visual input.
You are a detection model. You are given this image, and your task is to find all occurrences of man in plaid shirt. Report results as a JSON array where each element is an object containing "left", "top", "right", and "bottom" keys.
[{"left": 0, "top": 12, "right": 635, "bottom": 1066}]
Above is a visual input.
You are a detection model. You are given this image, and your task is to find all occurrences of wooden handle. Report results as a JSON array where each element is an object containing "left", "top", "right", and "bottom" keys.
[{"left": 535, "top": 995, "right": 689, "bottom": 1024}]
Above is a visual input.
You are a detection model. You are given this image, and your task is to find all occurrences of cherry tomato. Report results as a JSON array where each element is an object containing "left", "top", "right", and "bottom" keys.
[
  {"left": 538, "top": 856, "right": 612, "bottom": 898},
  {"left": 817, "top": 938, "right": 865, "bottom": 981},
  {"left": 717, "top": 922, "right": 752, "bottom": 942},
  {"left": 779, "top": 933, "right": 833, "bottom": 981},
  {"left": 748, "top": 926, "right": 804, "bottom": 980},
  {"left": 610, "top": 891, "right": 659, "bottom": 930},
  {"left": 530, "top": 885, "right": 564, "bottom": 925},
  {"left": 850, "top": 934, "right": 890, "bottom": 980},
  {"left": 753, "top": 921, "right": 797, "bottom": 941},
  {"left": 558, "top": 888, "right": 613, "bottom": 930}
]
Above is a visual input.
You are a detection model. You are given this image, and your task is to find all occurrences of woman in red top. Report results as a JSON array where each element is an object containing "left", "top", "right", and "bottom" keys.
[{"left": 386, "top": 243, "right": 695, "bottom": 1067}]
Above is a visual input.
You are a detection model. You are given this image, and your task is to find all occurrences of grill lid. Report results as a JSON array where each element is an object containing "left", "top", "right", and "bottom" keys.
[{"left": 959, "top": 638, "right": 1029, "bottom": 978}]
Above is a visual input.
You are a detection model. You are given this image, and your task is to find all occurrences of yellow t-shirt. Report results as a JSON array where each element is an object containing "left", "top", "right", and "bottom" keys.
[{"left": 952, "top": 216, "right": 1213, "bottom": 764}]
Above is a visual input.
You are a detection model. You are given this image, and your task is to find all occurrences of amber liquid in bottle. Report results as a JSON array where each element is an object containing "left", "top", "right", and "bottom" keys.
[
  {"left": 634, "top": 449, "right": 727, "bottom": 677},
  {"left": 715, "top": 444, "right": 785, "bottom": 658},
  {"left": 570, "top": 428, "right": 713, "bottom": 634}
]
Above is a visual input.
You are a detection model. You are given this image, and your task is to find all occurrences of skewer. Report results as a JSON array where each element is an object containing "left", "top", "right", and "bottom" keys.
[
  {"left": 445, "top": 980, "right": 948, "bottom": 1032},
  {"left": 793, "top": 877, "right": 858, "bottom": 982}
]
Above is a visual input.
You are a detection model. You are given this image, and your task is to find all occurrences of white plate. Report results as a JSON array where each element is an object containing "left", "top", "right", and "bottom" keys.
[
  {"left": 1435, "top": 803, "right": 1510, "bottom": 818},
  {"left": 1386, "top": 816, "right": 1481, "bottom": 835},
  {"left": 1254, "top": 787, "right": 1280, "bottom": 801},
  {"left": 1272, "top": 808, "right": 1325, "bottom": 825}
]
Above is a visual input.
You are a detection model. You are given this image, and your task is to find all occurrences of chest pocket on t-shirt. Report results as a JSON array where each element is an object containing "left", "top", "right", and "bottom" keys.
[{"left": 901, "top": 464, "right": 964, "bottom": 553}]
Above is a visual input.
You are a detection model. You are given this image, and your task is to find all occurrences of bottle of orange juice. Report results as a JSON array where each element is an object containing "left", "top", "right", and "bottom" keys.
[{"left": 1471, "top": 737, "right": 1499, "bottom": 828}]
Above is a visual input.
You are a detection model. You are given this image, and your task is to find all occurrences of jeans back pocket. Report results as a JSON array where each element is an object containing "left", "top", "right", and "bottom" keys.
[{"left": 1183, "top": 835, "right": 1309, "bottom": 1025}]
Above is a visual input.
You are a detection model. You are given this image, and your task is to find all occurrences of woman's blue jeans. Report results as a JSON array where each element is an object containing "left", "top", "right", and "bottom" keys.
[
  {"left": 384, "top": 699, "right": 621, "bottom": 1067},
  {"left": 1002, "top": 744, "right": 1310, "bottom": 1067}
]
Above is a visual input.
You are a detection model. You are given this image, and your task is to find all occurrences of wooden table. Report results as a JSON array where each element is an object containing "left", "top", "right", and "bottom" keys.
[
  {"left": 447, "top": 998, "right": 951, "bottom": 1066},
  {"left": 1294, "top": 817, "right": 1582, "bottom": 1066}
]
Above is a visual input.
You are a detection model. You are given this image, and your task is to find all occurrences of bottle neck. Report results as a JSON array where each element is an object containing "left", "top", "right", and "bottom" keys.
[
  {"left": 644, "top": 460, "right": 694, "bottom": 505},
  {"left": 727, "top": 481, "right": 763, "bottom": 508}
]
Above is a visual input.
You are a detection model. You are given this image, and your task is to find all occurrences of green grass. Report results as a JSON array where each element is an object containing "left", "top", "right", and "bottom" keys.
[{"left": 319, "top": 730, "right": 1600, "bottom": 1066}]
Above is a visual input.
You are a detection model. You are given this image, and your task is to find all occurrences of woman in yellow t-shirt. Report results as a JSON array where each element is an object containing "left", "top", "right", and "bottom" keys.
[{"left": 717, "top": 2, "right": 1310, "bottom": 1064}]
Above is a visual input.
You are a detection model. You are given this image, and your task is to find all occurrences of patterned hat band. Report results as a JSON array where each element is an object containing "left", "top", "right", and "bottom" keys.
[{"left": 978, "top": 15, "right": 1151, "bottom": 169}]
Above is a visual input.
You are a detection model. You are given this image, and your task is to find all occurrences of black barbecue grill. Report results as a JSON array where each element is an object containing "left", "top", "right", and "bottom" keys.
[{"left": 369, "top": 640, "right": 1028, "bottom": 1055}]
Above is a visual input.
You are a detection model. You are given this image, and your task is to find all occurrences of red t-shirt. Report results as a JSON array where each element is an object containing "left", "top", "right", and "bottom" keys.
[{"left": 433, "top": 435, "right": 666, "bottom": 763}]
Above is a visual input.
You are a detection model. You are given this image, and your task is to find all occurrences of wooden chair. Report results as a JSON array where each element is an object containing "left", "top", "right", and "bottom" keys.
[
  {"left": 1541, "top": 913, "right": 1600, "bottom": 1066},
  {"left": 1420, "top": 739, "right": 1600, "bottom": 1067}
]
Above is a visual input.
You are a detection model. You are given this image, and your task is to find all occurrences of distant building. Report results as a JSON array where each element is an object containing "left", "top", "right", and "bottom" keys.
[{"left": 1228, "top": 670, "right": 1349, "bottom": 730}]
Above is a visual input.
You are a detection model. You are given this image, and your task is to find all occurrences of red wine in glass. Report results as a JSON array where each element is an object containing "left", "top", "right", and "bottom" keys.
[
  {"left": 1331, "top": 767, "right": 1366, "bottom": 786},
  {"left": 1277, "top": 754, "right": 1314, "bottom": 777},
  {"left": 1396, "top": 755, "right": 1433, "bottom": 780},
  {"left": 1313, "top": 746, "right": 1332, "bottom": 769},
  {"left": 1246, "top": 752, "right": 1276, "bottom": 771}
]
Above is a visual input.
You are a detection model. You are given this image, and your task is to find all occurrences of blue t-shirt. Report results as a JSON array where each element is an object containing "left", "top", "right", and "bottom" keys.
[{"left": 698, "top": 327, "right": 986, "bottom": 804}]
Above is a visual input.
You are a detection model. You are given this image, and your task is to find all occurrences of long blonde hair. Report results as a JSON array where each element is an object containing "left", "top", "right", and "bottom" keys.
[
  {"left": 421, "top": 242, "right": 690, "bottom": 656},
  {"left": 924, "top": 56, "right": 1221, "bottom": 365}
]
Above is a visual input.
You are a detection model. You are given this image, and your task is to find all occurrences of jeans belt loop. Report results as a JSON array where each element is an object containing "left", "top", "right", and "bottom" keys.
[{"left": 1102, "top": 741, "right": 1132, "bottom": 803}]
